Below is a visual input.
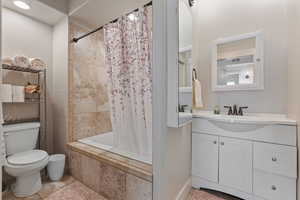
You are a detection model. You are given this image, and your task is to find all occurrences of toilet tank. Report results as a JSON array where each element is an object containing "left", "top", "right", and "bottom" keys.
[{"left": 3, "top": 122, "right": 40, "bottom": 156}]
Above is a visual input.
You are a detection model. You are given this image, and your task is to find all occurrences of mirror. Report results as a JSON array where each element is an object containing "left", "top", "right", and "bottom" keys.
[
  {"left": 167, "top": 0, "right": 193, "bottom": 128},
  {"left": 179, "top": 47, "right": 192, "bottom": 89},
  {"left": 212, "top": 32, "right": 264, "bottom": 91},
  {"left": 178, "top": 0, "right": 193, "bottom": 125}
]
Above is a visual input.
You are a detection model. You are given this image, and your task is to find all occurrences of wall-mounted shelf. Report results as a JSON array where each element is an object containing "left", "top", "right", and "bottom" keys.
[
  {"left": 2, "top": 64, "right": 45, "bottom": 73},
  {"left": 3, "top": 118, "right": 40, "bottom": 125}
]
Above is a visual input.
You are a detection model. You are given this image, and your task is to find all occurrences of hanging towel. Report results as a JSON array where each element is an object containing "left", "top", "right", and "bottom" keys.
[
  {"left": 0, "top": 84, "right": 13, "bottom": 103},
  {"left": 193, "top": 68, "right": 204, "bottom": 109},
  {"left": 29, "top": 58, "right": 47, "bottom": 71},
  {"left": 13, "top": 56, "right": 30, "bottom": 68},
  {"left": 12, "top": 86, "right": 25, "bottom": 102}
]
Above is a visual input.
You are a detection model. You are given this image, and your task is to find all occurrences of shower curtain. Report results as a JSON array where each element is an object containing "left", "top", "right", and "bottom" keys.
[{"left": 104, "top": 7, "right": 152, "bottom": 159}]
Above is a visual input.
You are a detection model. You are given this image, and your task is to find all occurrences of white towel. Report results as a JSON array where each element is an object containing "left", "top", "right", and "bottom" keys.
[
  {"left": 2, "top": 57, "right": 14, "bottom": 66},
  {"left": 193, "top": 79, "right": 204, "bottom": 109},
  {"left": 13, "top": 56, "right": 30, "bottom": 68},
  {"left": 29, "top": 58, "right": 47, "bottom": 71},
  {"left": 12, "top": 86, "right": 25, "bottom": 102},
  {"left": 0, "top": 84, "right": 13, "bottom": 103}
]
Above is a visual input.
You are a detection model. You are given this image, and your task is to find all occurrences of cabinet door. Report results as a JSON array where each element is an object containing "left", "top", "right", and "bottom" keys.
[
  {"left": 192, "top": 133, "right": 219, "bottom": 183},
  {"left": 219, "top": 137, "right": 253, "bottom": 193}
]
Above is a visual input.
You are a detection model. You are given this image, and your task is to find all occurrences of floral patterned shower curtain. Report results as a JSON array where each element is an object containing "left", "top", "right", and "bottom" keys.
[{"left": 104, "top": 7, "right": 152, "bottom": 160}]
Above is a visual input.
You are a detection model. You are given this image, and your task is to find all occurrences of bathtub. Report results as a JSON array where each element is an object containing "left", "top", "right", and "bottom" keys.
[{"left": 79, "top": 132, "right": 152, "bottom": 164}]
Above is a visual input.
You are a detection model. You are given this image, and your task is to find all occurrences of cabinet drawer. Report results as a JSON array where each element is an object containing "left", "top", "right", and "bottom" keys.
[
  {"left": 254, "top": 142, "right": 297, "bottom": 178},
  {"left": 253, "top": 170, "right": 296, "bottom": 200}
]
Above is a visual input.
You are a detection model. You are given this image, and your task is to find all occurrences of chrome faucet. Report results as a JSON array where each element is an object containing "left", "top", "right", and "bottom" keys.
[{"left": 224, "top": 105, "right": 248, "bottom": 116}]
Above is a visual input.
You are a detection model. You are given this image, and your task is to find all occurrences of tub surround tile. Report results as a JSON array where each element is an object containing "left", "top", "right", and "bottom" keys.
[
  {"left": 69, "top": 151, "right": 83, "bottom": 181},
  {"left": 73, "top": 100, "right": 97, "bottom": 114},
  {"left": 72, "top": 113, "right": 98, "bottom": 140},
  {"left": 125, "top": 174, "right": 152, "bottom": 200},
  {"left": 80, "top": 154, "right": 101, "bottom": 191},
  {"left": 68, "top": 144, "right": 152, "bottom": 200},
  {"left": 97, "top": 163, "right": 126, "bottom": 200},
  {"left": 95, "top": 112, "right": 112, "bottom": 134},
  {"left": 69, "top": 21, "right": 112, "bottom": 143},
  {"left": 68, "top": 142, "right": 152, "bottom": 182},
  {"left": 96, "top": 102, "right": 110, "bottom": 112}
]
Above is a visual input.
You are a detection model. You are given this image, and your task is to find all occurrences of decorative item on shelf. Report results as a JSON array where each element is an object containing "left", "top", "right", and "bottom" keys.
[
  {"left": 29, "top": 58, "right": 47, "bottom": 71},
  {"left": 213, "top": 105, "right": 220, "bottom": 115},
  {"left": 25, "top": 82, "right": 40, "bottom": 94},
  {"left": 13, "top": 55, "right": 30, "bottom": 68}
]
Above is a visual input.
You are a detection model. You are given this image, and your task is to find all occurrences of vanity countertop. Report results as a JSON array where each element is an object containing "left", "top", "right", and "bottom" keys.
[{"left": 193, "top": 111, "right": 297, "bottom": 126}]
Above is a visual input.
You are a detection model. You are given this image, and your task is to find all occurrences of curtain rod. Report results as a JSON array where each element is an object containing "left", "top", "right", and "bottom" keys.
[{"left": 72, "top": 1, "right": 152, "bottom": 43}]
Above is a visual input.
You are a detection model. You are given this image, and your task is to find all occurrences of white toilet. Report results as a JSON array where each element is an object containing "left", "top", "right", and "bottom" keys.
[{"left": 3, "top": 122, "right": 49, "bottom": 197}]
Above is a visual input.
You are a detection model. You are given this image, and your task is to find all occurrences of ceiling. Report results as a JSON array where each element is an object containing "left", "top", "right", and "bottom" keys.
[
  {"left": 69, "top": 0, "right": 151, "bottom": 29},
  {"left": 2, "top": 0, "right": 66, "bottom": 26}
]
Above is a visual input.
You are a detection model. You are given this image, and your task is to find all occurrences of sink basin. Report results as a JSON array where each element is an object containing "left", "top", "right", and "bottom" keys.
[
  {"left": 179, "top": 112, "right": 192, "bottom": 125},
  {"left": 193, "top": 111, "right": 296, "bottom": 132}
]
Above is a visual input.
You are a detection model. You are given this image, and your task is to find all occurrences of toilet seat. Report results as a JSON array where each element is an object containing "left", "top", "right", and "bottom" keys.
[{"left": 7, "top": 150, "right": 48, "bottom": 166}]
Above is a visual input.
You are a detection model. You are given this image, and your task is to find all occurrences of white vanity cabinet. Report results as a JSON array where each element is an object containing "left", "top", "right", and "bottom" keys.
[
  {"left": 192, "top": 117, "right": 297, "bottom": 200},
  {"left": 192, "top": 134, "right": 219, "bottom": 183},
  {"left": 219, "top": 137, "right": 253, "bottom": 193}
]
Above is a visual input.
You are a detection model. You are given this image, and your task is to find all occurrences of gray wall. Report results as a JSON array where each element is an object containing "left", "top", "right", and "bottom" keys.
[
  {"left": 287, "top": 0, "right": 300, "bottom": 199},
  {"left": 52, "top": 17, "right": 69, "bottom": 154},
  {"left": 193, "top": 0, "right": 289, "bottom": 114},
  {"left": 161, "top": 125, "right": 192, "bottom": 200}
]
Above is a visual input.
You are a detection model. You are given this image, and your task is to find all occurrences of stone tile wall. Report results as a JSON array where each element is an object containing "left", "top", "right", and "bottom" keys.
[
  {"left": 69, "top": 150, "right": 152, "bottom": 200},
  {"left": 68, "top": 20, "right": 112, "bottom": 142}
]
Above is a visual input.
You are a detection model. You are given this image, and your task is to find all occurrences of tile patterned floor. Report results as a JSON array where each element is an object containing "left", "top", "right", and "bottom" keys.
[
  {"left": 3, "top": 176, "right": 107, "bottom": 200},
  {"left": 187, "top": 188, "right": 242, "bottom": 200},
  {"left": 3, "top": 177, "right": 241, "bottom": 200}
]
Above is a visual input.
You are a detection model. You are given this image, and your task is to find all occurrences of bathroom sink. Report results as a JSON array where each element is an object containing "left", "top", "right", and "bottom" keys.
[
  {"left": 179, "top": 112, "right": 192, "bottom": 125},
  {"left": 193, "top": 111, "right": 296, "bottom": 132}
]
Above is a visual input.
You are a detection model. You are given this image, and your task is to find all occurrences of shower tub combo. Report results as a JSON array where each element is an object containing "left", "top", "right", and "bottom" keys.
[
  {"left": 79, "top": 132, "right": 152, "bottom": 165},
  {"left": 67, "top": 132, "right": 152, "bottom": 200}
]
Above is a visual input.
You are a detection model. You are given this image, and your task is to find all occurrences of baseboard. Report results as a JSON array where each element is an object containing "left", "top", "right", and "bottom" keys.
[{"left": 175, "top": 178, "right": 192, "bottom": 200}]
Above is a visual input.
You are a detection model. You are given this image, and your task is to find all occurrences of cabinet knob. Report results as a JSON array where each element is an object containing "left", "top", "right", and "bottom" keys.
[
  {"left": 272, "top": 157, "right": 277, "bottom": 162},
  {"left": 220, "top": 142, "right": 224, "bottom": 146},
  {"left": 271, "top": 185, "right": 277, "bottom": 191},
  {"left": 213, "top": 141, "right": 217, "bottom": 144}
]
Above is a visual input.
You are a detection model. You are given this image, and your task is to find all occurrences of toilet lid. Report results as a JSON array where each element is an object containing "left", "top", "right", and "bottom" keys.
[{"left": 7, "top": 150, "right": 48, "bottom": 165}]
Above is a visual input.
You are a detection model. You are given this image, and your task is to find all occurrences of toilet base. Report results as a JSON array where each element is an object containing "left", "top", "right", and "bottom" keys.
[{"left": 12, "top": 172, "right": 42, "bottom": 197}]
